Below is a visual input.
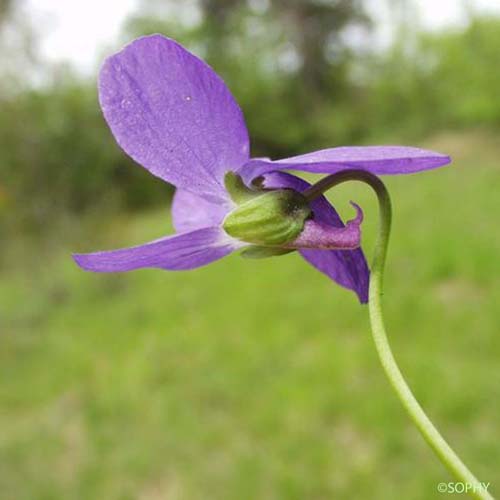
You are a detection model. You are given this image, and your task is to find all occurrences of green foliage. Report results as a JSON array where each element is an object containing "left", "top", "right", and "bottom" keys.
[
  {"left": 425, "top": 17, "right": 500, "bottom": 128},
  {"left": 365, "top": 16, "right": 500, "bottom": 137},
  {"left": 0, "top": 82, "right": 171, "bottom": 234}
]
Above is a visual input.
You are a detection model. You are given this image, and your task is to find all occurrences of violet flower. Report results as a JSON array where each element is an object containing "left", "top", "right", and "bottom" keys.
[
  {"left": 72, "top": 36, "right": 495, "bottom": 495},
  {"left": 73, "top": 34, "right": 450, "bottom": 304}
]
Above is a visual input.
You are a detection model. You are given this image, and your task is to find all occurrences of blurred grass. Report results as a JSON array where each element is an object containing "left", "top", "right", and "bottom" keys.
[{"left": 1, "top": 130, "right": 499, "bottom": 499}]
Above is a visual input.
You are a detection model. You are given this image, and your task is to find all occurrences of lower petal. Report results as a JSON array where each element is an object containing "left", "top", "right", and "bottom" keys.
[
  {"left": 299, "top": 248, "right": 369, "bottom": 304},
  {"left": 73, "top": 227, "right": 243, "bottom": 272}
]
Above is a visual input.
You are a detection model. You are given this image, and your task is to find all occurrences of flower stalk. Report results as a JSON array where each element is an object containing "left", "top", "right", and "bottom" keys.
[{"left": 305, "top": 170, "right": 493, "bottom": 500}]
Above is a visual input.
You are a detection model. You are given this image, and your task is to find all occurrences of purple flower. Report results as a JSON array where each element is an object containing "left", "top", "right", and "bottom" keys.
[{"left": 73, "top": 35, "right": 450, "bottom": 303}]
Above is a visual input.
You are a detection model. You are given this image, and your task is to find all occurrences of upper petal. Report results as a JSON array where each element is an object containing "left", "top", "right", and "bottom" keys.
[
  {"left": 73, "top": 227, "right": 243, "bottom": 272},
  {"left": 171, "top": 188, "right": 233, "bottom": 233},
  {"left": 240, "top": 146, "right": 451, "bottom": 184},
  {"left": 99, "top": 35, "right": 250, "bottom": 202},
  {"left": 261, "top": 172, "right": 369, "bottom": 304}
]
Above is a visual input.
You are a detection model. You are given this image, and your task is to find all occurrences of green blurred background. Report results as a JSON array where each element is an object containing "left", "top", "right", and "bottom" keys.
[{"left": 1, "top": 0, "right": 499, "bottom": 498}]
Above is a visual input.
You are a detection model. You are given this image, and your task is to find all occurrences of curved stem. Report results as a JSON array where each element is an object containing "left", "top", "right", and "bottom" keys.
[{"left": 305, "top": 170, "right": 493, "bottom": 500}]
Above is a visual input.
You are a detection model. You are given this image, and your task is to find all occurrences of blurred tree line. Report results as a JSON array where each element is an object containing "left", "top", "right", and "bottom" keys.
[{"left": 1, "top": 0, "right": 500, "bottom": 236}]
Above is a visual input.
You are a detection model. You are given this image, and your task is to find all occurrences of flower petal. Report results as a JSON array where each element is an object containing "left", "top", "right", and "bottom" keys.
[
  {"left": 99, "top": 34, "right": 250, "bottom": 202},
  {"left": 262, "top": 171, "right": 369, "bottom": 303},
  {"left": 241, "top": 146, "right": 451, "bottom": 184},
  {"left": 73, "top": 227, "right": 243, "bottom": 272},
  {"left": 171, "top": 189, "right": 233, "bottom": 233}
]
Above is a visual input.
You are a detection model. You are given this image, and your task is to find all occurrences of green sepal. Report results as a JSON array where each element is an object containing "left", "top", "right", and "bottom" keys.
[
  {"left": 241, "top": 246, "right": 295, "bottom": 259},
  {"left": 224, "top": 172, "right": 259, "bottom": 204},
  {"left": 222, "top": 189, "right": 311, "bottom": 246}
]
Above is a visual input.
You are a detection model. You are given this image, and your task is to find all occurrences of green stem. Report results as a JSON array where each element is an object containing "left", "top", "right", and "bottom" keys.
[{"left": 305, "top": 170, "right": 493, "bottom": 500}]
